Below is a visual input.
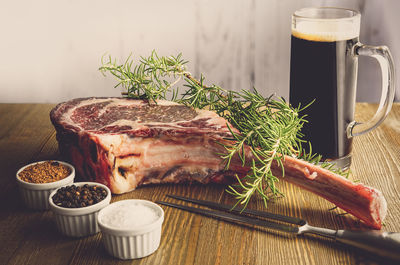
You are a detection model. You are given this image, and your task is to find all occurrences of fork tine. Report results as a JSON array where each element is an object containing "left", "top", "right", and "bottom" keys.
[
  {"left": 156, "top": 201, "right": 299, "bottom": 234},
  {"left": 167, "top": 194, "right": 306, "bottom": 226}
]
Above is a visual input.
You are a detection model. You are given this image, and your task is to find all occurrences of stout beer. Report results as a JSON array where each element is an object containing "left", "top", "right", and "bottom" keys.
[{"left": 290, "top": 32, "right": 358, "bottom": 160}]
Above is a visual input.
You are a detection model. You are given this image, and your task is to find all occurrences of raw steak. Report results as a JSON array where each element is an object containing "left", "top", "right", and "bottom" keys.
[
  {"left": 50, "top": 97, "right": 386, "bottom": 229},
  {"left": 50, "top": 97, "right": 249, "bottom": 194}
]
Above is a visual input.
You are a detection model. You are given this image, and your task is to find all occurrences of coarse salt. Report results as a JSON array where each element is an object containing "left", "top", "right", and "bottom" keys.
[{"left": 100, "top": 201, "right": 159, "bottom": 229}]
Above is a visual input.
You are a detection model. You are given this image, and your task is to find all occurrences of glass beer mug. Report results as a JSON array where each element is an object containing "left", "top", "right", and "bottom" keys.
[{"left": 289, "top": 7, "right": 395, "bottom": 169}]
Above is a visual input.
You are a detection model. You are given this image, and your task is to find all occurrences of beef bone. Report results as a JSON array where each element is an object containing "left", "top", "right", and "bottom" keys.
[{"left": 272, "top": 156, "right": 387, "bottom": 229}]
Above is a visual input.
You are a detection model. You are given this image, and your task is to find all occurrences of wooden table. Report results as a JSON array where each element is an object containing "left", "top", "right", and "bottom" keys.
[{"left": 0, "top": 103, "right": 399, "bottom": 265}]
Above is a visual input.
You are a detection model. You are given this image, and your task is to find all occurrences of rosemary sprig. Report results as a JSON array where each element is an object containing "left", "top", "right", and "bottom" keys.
[
  {"left": 99, "top": 52, "right": 188, "bottom": 102},
  {"left": 99, "top": 51, "right": 345, "bottom": 208}
]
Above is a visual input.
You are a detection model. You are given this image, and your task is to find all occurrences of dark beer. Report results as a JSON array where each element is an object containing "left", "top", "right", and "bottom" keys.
[{"left": 289, "top": 34, "right": 359, "bottom": 159}]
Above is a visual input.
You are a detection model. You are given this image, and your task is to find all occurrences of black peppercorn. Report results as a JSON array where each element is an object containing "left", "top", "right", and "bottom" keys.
[{"left": 52, "top": 184, "right": 107, "bottom": 208}]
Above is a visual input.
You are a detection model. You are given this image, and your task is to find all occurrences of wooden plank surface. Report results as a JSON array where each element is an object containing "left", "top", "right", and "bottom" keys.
[{"left": 0, "top": 103, "right": 399, "bottom": 265}]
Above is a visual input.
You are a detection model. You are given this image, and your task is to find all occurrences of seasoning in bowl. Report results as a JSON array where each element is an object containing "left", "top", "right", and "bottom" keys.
[
  {"left": 48, "top": 182, "right": 111, "bottom": 237},
  {"left": 16, "top": 160, "right": 75, "bottom": 210},
  {"left": 18, "top": 161, "right": 71, "bottom": 184},
  {"left": 97, "top": 199, "right": 164, "bottom": 260},
  {"left": 52, "top": 184, "right": 108, "bottom": 208}
]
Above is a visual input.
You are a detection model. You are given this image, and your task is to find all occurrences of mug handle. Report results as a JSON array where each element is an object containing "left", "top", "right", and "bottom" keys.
[{"left": 347, "top": 43, "right": 395, "bottom": 137}]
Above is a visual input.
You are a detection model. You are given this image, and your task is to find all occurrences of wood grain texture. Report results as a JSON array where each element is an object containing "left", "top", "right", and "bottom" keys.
[{"left": 0, "top": 103, "right": 399, "bottom": 265}]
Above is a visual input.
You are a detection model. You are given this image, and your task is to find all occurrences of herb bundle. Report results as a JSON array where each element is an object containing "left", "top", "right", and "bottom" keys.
[{"left": 99, "top": 51, "right": 338, "bottom": 208}]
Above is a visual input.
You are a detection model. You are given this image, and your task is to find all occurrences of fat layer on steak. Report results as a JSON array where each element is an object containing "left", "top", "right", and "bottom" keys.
[
  {"left": 50, "top": 97, "right": 387, "bottom": 229},
  {"left": 50, "top": 97, "right": 248, "bottom": 194}
]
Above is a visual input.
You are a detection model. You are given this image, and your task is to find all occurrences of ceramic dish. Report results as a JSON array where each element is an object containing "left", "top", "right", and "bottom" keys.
[
  {"left": 48, "top": 182, "right": 111, "bottom": 237},
  {"left": 16, "top": 160, "right": 75, "bottom": 210},
  {"left": 97, "top": 199, "right": 164, "bottom": 259}
]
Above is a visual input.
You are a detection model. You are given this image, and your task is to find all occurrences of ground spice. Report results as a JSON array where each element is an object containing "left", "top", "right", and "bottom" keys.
[
  {"left": 52, "top": 184, "right": 108, "bottom": 208},
  {"left": 18, "top": 161, "right": 71, "bottom": 184}
]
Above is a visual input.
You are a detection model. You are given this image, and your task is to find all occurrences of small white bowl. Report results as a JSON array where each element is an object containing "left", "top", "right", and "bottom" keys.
[
  {"left": 16, "top": 160, "right": 75, "bottom": 210},
  {"left": 48, "top": 182, "right": 111, "bottom": 237},
  {"left": 97, "top": 199, "right": 164, "bottom": 260}
]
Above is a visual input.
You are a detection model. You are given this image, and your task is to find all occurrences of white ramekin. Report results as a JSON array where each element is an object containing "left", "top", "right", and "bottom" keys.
[
  {"left": 16, "top": 160, "right": 75, "bottom": 210},
  {"left": 97, "top": 199, "right": 164, "bottom": 260},
  {"left": 48, "top": 182, "right": 111, "bottom": 237}
]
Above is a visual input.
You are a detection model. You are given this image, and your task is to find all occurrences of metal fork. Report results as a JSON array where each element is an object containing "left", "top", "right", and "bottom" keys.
[{"left": 156, "top": 194, "right": 400, "bottom": 261}]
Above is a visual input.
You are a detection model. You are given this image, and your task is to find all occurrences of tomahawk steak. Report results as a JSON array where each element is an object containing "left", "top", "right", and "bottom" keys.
[{"left": 50, "top": 97, "right": 387, "bottom": 229}]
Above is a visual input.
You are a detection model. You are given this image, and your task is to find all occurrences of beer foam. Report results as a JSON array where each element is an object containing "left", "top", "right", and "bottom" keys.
[{"left": 292, "top": 21, "right": 359, "bottom": 42}]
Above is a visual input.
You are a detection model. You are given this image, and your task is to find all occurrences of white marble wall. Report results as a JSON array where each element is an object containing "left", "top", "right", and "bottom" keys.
[{"left": 0, "top": 0, "right": 398, "bottom": 103}]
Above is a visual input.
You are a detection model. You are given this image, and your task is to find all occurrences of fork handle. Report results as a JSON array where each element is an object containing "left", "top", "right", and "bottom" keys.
[{"left": 335, "top": 230, "right": 400, "bottom": 261}]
